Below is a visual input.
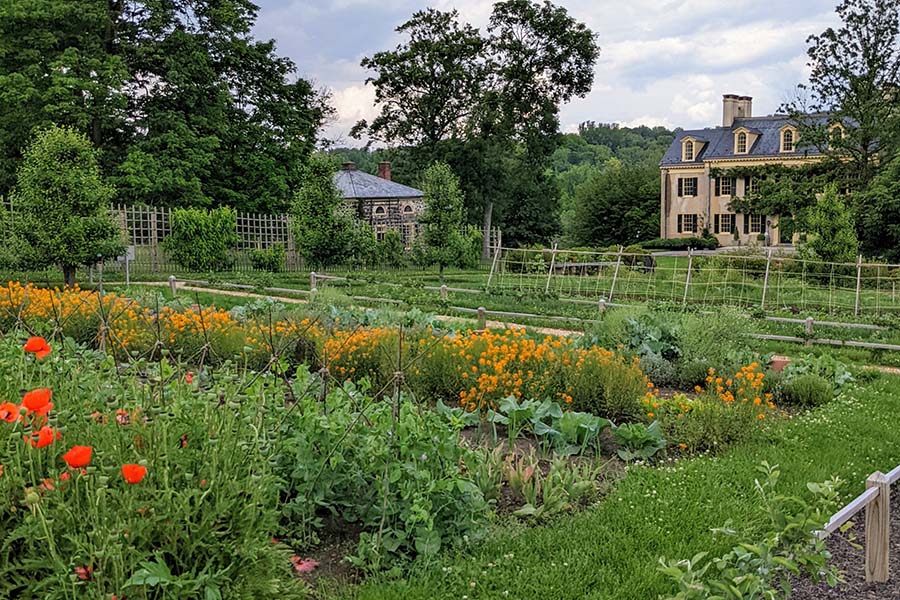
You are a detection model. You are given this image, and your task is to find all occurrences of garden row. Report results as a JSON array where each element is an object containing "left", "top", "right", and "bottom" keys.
[{"left": 0, "top": 282, "right": 867, "bottom": 598}]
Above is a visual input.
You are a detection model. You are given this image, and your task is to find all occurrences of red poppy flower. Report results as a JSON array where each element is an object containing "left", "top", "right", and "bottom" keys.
[
  {"left": 74, "top": 565, "right": 92, "bottom": 581},
  {"left": 25, "top": 426, "right": 61, "bottom": 448},
  {"left": 22, "top": 388, "right": 53, "bottom": 415},
  {"left": 185, "top": 371, "right": 194, "bottom": 384},
  {"left": 0, "top": 402, "right": 20, "bottom": 423},
  {"left": 23, "top": 337, "right": 51, "bottom": 359},
  {"left": 62, "top": 445, "right": 92, "bottom": 469},
  {"left": 121, "top": 464, "right": 147, "bottom": 484},
  {"left": 59, "top": 471, "right": 71, "bottom": 481}
]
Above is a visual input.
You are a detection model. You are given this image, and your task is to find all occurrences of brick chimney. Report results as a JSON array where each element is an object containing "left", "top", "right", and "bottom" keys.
[
  {"left": 342, "top": 161, "right": 357, "bottom": 171},
  {"left": 377, "top": 161, "right": 391, "bottom": 181},
  {"left": 723, "top": 94, "right": 753, "bottom": 127}
]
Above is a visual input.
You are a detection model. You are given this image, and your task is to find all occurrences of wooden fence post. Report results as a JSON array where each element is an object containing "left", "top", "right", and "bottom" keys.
[
  {"left": 598, "top": 298, "right": 606, "bottom": 313},
  {"left": 760, "top": 249, "right": 773, "bottom": 309},
  {"left": 805, "top": 316, "right": 814, "bottom": 346},
  {"left": 855, "top": 254, "right": 863, "bottom": 316},
  {"left": 168, "top": 275, "right": 177, "bottom": 296},
  {"left": 545, "top": 242, "right": 559, "bottom": 294},
  {"left": 476, "top": 307, "right": 486, "bottom": 329},
  {"left": 865, "top": 471, "right": 891, "bottom": 583},
  {"left": 609, "top": 246, "right": 624, "bottom": 302},
  {"left": 682, "top": 248, "right": 694, "bottom": 307},
  {"left": 150, "top": 209, "right": 159, "bottom": 273},
  {"left": 310, "top": 272, "right": 317, "bottom": 292},
  {"left": 485, "top": 232, "right": 502, "bottom": 292},
  {"left": 440, "top": 285, "right": 448, "bottom": 301}
]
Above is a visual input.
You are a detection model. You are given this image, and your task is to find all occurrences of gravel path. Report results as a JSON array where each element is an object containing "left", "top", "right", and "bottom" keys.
[{"left": 792, "top": 491, "right": 900, "bottom": 599}]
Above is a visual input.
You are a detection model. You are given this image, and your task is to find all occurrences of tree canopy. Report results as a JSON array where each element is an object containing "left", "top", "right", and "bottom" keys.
[
  {"left": 9, "top": 126, "right": 124, "bottom": 286},
  {"left": 352, "top": 1, "right": 599, "bottom": 247},
  {"left": 0, "top": 0, "right": 329, "bottom": 213}
]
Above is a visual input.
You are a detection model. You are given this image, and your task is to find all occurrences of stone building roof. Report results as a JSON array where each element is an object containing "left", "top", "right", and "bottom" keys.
[{"left": 333, "top": 165, "right": 424, "bottom": 200}]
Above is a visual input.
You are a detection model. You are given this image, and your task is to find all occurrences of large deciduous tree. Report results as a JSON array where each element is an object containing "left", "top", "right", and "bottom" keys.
[
  {"left": 9, "top": 126, "right": 124, "bottom": 287},
  {"left": 571, "top": 160, "right": 660, "bottom": 247},
  {"left": 783, "top": 0, "right": 900, "bottom": 188},
  {"left": 0, "top": 0, "right": 329, "bottom": 212},
  {"left": 353, "top": 1, "right": 599, "bottom": 247}
]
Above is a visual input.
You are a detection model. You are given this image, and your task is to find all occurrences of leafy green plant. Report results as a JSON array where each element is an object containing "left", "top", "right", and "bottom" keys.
[
  {"left": 436, "top": 398, "right": 482, "bottom": 430},
  {"left": 783, "top": 354, "right": 854, "bottom": 391},
  {"left": 626, "top": 315, "right": 682, "bottom": 361},
  {"left": 613, "top": 421, "right": 666, "bottom": 462},
  {"left": 554, "top": 411, "right": 611, "bottom": 455},
  {"left": 659, "top": 462, "right": 841, "bottom": 599},
  {"left": 249, "top": 244, "right": 286, "bottom": 272},
  {"left": 164, "top": 206, "right": 240, "bottom": 271},
  {"left": 779, "top": 374, "right": 834, "bottom": 407},
  {"left": 275, "top": 377, "right": 490, "bottom": 571}
]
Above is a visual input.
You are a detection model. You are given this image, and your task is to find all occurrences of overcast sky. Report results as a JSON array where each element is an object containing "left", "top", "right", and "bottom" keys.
[{"left": 252, "top": 0, "right": 840, "bottom": 146}]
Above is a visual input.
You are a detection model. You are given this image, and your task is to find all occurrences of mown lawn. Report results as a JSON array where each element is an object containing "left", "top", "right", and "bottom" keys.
[{"left": 327, "top": 376, "right": 900, "bottom": 600}]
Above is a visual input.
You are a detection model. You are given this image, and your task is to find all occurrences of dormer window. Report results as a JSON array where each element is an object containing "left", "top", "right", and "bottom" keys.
[
  {"left": 683, "top": 140, "right": 694, "bottom": 161},
  {"left": 780, "top": 127, "right": 797, "bottom": 153},
  {"left": 829, "top": 123, "right": 845, "bottom": 145},
  {"left": 736, "top": 132, "right": 747, "bottom": 154}
]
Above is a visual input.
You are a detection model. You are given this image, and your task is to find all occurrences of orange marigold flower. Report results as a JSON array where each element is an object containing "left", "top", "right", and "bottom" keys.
[
  {"left": 62, "top": 445, "right": 93, "bottom": 469},
  {"left": 757, "top": 413, "right": 766, "bottom": 420},
  {"left": 22, "top": 388, "right": 53, "bottom": 415},
  {"left": 646, "top": 412, "right": 655, "bottom": 418},
  {"left": 122, "top": 464, "right": 147, "bottom": 484},
  {"left": 25, "top": 426, "right": 61, "bottom": 448},
  {"left": 678, "top": 443, "right": 687, "bottom": 450},
  {"left": 24, "top": 336, "right": 51, "bottom": 359},
  {"left": 0, "top": 402, "right": 20, "bottom": 423}
]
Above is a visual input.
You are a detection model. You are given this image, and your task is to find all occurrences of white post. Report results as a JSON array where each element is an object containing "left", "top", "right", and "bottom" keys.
[
  {"left": 485, "top": 234, "right": 502, "bottom": 292},
  {"left": 855, "top": 254, "right": 863, "bottom": 316},
  {"left": 476, "top": 306, "right": 486, "bottom": 329},
  {"left": 440, "top": 284, "right": 448, "bottom": 301},
  {"left": 805, "top": 316, "right": 814, "bottom": 347},
  {"left": 168, "top": 275, "right": 177, "bottom": 296},
  {"left": 760, "top": 249, "right": 773, "bottom": 309},
  {"left": 865, "top": 471, "right": 890, "bottom": 583},
  {"left": 310, "top": 271, "right": 317, "bottom": 292},
  {"left": 682, "top": 248, "right": 694, "bottom": 307},
  {"left": 608, "top": 246, "right": 624, "bottom": 302},
  {"left": 545, "top": 242, "right": 559, "bottom": 294},
  {"left": 598, "top": 298, "right": 606, "bottom": 313}
]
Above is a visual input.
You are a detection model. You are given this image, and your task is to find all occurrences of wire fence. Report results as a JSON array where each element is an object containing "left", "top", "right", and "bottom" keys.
[{"left": 487, "top": 246, "right": 900, "bottom": 317}]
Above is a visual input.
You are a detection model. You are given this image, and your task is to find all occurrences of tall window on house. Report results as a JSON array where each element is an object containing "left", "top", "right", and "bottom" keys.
[
  {"left": 714, "top": 214, "right": 734, "bottom": 234},
  {"left": 781, "top": 129, "right": 794, "bottom": 152},
  {"left": 736, "top": 132, "right": 747, "bottom": 154},
  {"left": 678, "top": 177, "right": 698, "bottom": 197},
  {"left": 677, "top": 214, "right": 698, "bottom": 234},
  {"left": 683, "top": 140, "right": 694, "bottom": 161},
  {"left": 749, "top": 214, "right": 764, "bottom": 233},
  {"left": 716, "top": 177, "right": 735, "bottom": 196},
  {"left": 747, "top": 177, "right": 761, "bottom": 194}
]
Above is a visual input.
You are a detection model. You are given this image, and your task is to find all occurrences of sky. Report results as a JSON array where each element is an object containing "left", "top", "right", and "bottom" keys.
[{"left": 252, "top": 0, "right": 841, "bottom": 146}]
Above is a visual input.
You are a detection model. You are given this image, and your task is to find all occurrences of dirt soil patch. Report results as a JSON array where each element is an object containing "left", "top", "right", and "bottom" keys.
[{"left": 792, "top": 490, "right": 900, "bottom": 599}]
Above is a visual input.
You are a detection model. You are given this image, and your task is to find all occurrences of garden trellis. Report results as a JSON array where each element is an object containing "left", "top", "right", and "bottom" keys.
[
  {"left": 105, "top": 205, "right": 501, "bottom": 274},
  {"left": 487, "top": 245, "right": 900, "bottom": 317}
]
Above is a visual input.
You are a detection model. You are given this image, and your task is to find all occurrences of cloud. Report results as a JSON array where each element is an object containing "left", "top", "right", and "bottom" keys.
[{"left": 252, "top": 0, "right": 842, "bottom": 143}]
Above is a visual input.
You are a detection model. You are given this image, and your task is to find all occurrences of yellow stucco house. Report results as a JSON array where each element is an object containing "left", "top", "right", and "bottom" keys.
[{"left": 659, "top": 94, "right": 834, "bottom": 247}]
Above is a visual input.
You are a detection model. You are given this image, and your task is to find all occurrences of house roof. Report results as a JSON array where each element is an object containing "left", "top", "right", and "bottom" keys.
[
  {"left": 660, "top": 114, "right": 833, "bottom": 166},
  {"left": 333, "top": 168, "right": 424, "bottom": 200}
]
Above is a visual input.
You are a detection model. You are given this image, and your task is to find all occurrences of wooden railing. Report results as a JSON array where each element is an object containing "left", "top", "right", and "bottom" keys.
[{"left": 816, "top": 464, "right": 900, "bottom": 582}]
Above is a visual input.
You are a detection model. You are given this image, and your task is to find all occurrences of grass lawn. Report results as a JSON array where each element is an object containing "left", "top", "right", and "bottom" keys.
[{"left": 326, "top": 375, "right": 900, "bottom": 600}]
